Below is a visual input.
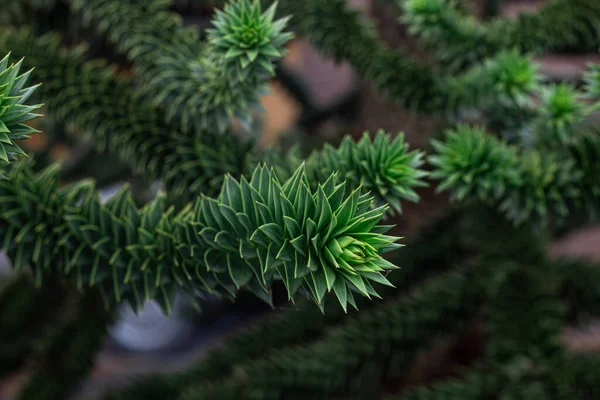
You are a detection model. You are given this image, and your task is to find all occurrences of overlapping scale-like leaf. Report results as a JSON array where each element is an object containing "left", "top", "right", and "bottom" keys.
[
  {"left": 0, "top": 53, "right": 41, "bottom": 163},
  {"left": 184, "top": 163, "right": 403, "bottom": 312},
  {"left": 0, "top": 161, "right": 402, "bottom": 313},
  {"left": 208, "top": 0, "right": 292, "bottom": 73},
  {"left": 306, "top": 130, "right": 428, "bottom": 215}
]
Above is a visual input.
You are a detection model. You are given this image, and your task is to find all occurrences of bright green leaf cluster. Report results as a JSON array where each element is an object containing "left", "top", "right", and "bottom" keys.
[
  {"left": 199, "top": 163, "right": 402, "bottom": 312},
  {"left": 208, "top": 0, "right": 293, "bottom": 72},
  {"left": 533, "top": 84, "right": 597, "bottom": 144},
  {"left": 485, "top": 50, "right": 540, "bottom": 107},
  {"left": 429, "top": 125, "right": 521, "bottom": 202},
  {"left": 0, "top": 53, "right": 41, "bottom": 163},
  {"left": 429, "top": 125, "right": 581, "bottom": 224},
  {"left": 0, "top": 161, "right": 402, "bottom": 313},
  {"left": 442, "top": 50, "right": 541, "bottom": 113},
  {"left": 307, "top": 131, "right": 428, "bottom": 215},
  {"left": 189, "top": 0, "right": 293, "bottom": 132}
]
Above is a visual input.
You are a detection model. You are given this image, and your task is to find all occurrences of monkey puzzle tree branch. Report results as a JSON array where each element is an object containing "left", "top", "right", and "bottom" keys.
[
  {"left": 68, "top": 0, "right": 293, "bottom": 134},
  {"left": 0, "top": 161, "right": 402, "bottom": 313},
  {"left": 401, "top": 0, "right": 600, "bottom": 71}
]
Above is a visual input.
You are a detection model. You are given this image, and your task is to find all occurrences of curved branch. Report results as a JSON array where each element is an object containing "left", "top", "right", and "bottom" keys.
[
  {"left": 401, "top": 0, "right": 600, "bottom": 71},
  {"left": 68, "top": 0, "right": 293, "bottom": 134}
]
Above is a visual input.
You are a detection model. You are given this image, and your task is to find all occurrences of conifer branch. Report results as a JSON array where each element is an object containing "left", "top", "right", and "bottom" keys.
[
  {"left": 0, "top": 27, "right": 253, "bottom": 199},
  {"left": 306, "top": 131, "right": 428, "bottom": 215},
  {"left": 0, "top": 29, "right": 428, "bottom": 210},
  {"left": 99, "top": 211, "right": 468, "bottom": 400},
  {"left": 482, "top": 264, "right": 566, "bottom": 367},
  {"left": 531, "top": 84, "right": 599, "bottom": 145},
  {"left": 0, "top": 161, "right": 402, "bottom": 313},
  {"left": 267, "top": 0, "right": 596, "bottom": 115},
  {"left": 443, "top": 50, "right": 541, "bottom": 112},
  {"left": 283, "top": 0, "right": 565, "bottom": 117},
  {"left": 260, "top": 131, "right": 429, "bottom": 215},
  {"left": 383, "top": 368, "right": 499, "bottom": 399},
  {"left": 401, "top": 0, "right": 600, "bottom": 70},
  {"left": 68, "top": 0, "right": 293, "bottom": 134},
  {"left": 8, "top": 0, "right": 596, "bottom": 120},
  {"left": 49, "top": 0, "right": 585, "bottom": 120},
  {"left": 178, "top": 268, "right": 480, "bottom": 399},
  {"left": 428, "top": 125, "right": 584, "bottom": 225},
  {"left": 76, "top": 0, "right": 441, "bottom": 112}
]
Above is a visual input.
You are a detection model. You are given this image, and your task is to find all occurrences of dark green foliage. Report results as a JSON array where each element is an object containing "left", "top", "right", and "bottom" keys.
[
  {"left": 162, "top": 237, "right": 600, "bottom": 400},
  {"left": 15, "top": 289, "right": 114, "bottom": 400},
  {"left": 65, "top": 0, "right": 447, "bottom": 112},
  {"left": 0, "top": 27, "right": 430, "bottom": 207},
  {"left": 567, "top": 355, "right": 600, "bottom": 399},
  {"left": 401, "top": 0, "right": 600, "bottom": 71},
  {"left": 563, "top": 132, "right": 600, "bottom": 220},
  {"left": 0, "top": 274, "right": 65, "bottom": 379},
  {"left": 482, "top": 264, "right": 566, "bottom": 369},
  {"left": 384, "top": 242, "right": 600, "bottom": 400},
  {"left": 268, "top": 0, "right": 600, "bottom": 116},
  {"left": 385, "top": 369, "right": 501, "bottom": 399},
  {"left": 180, "top": 267, "right": 481, "bottom": 400},
  {"left": 555, "top": 257, "right": 600, "bottom": 319}
]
